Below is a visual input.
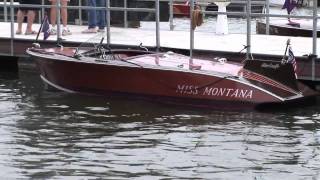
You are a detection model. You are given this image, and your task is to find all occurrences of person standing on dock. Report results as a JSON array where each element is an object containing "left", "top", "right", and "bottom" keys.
[
  {"left": 16, "top": 0, "right": 40, "bottom": 35},
  {"left": 49, "top": 0, "right": 72, "bottom": 36},
  {"left": 82, "top": 0, "right": 106, "bottom": 33},
  {"left": 282, "top": 0, "right": 300, "bottom": 26}
]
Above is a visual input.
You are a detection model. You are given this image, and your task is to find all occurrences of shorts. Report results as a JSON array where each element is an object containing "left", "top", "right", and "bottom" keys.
[{"left": 18, "top": 0, "right": 41, "bottom": 11}]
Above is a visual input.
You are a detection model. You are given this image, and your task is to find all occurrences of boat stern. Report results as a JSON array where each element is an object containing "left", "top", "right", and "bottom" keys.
[{"left": 241, "top": 59, "right": 319, "bottom": 108}]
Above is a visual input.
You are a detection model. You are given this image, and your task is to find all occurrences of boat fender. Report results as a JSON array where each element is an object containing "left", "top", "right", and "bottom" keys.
[{"left": 192, "top": 8, "right": 203, "bottom": 30}]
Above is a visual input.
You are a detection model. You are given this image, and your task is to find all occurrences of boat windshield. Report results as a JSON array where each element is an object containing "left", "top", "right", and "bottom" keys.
[
  {"left": 74, "top": 33, "right": 154, "bottom": 60},
  {"left": 75, "top": 33, "right": 108, "bottom": 57}
]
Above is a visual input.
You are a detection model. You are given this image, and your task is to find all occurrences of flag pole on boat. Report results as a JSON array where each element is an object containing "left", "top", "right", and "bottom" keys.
[
  {"left": 35, "top": 16, "right": 45, "bottom": 43},
  {"left": 281, "top": 39, "right": 291, "bottom": 63},
  {"left": 33, "top": 13, "right": 49, "bottom": 48}
]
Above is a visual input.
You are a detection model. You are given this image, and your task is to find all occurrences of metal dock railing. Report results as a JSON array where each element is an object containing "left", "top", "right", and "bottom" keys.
[{"left": 0, "top": 0, "right": 319, "bottom": 80}]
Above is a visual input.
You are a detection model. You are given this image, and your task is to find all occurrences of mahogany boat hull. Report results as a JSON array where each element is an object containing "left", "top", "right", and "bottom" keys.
[{"left": 27, "top": 47, "right": 318, "bottom": 110}]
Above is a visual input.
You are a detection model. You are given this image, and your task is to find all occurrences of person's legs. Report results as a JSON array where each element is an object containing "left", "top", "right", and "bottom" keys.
[
  {"left": 88, "top": 0, "right": 97, "bottom": 29},
  {"left": 25, "top": 10, "right": 36, "bottom": 33},
  {"left": 50, "top": 0, "right": 57, "bottom": 27},
  {"left": 82, "top": 0, "right": 97, "bottom": 33},
  {"left": 97, "top": 0, "right": 106, "bottom": 30},
  {"left": 60, "top": 0, "right": 71, "bottom": 35},
  {"left": 49, "top": 0, "right": 58, "bottom": 35},
  {"left": 16, "top": 10, "right": 24, "bottom": 34},
  {"left": 61, "top": 1, "right": 68, "bottom": 27}
]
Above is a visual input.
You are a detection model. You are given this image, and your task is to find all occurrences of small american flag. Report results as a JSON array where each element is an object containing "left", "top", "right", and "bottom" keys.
[
  {"left": 41, "top": 15, "right": 50, "bottom": 40},
  {"left": 288, "top": 46, "right": 298, "bottom": 78}
]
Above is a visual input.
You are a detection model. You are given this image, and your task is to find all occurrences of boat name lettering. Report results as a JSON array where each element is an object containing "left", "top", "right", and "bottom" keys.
[
  {"left": 176, "top": 85, "right": 253, "bottom": 99},
  {"left": 176, "top": 84, "right": 199, "bottom": 95},
  {"left": 261, "top": 63, "right": 280, "bottom": 69},
  {"left": 203, "top": 87, "right": 253, "bottom": 99}
]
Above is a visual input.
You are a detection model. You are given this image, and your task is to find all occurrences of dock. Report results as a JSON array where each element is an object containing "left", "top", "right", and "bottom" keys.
[
  {"left": 0, "top": 21, "right": 317, "bottom": 56},
  {"left": 0, "top": 21, "right": 319, "bottom": 82}
]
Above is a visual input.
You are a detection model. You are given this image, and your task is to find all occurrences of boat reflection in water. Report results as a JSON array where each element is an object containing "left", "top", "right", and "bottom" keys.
[{"left": 26, "top": 36, "right": 318, "bottom": 110}]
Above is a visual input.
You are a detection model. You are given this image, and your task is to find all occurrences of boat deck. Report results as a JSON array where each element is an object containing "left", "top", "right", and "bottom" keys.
[{"left": 130, "top": 53, "right": 242, "bottom": 75}]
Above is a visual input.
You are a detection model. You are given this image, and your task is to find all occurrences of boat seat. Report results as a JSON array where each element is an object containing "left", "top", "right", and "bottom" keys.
[{"left": 117, "top": 54, "right": 128, "bottom": 59}]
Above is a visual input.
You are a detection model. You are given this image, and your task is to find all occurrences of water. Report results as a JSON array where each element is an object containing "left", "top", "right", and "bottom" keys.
[
  {"left": 1, "top": 6, "right": 320, "bottom": 179},
  {"left": 0, "top": 66, "right": 320, "bottom": 179}
]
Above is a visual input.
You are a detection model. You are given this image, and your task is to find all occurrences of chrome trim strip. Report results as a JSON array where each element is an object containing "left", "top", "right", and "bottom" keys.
[{"left": 40, "top": 75, "right": 76, "bottom": 93}]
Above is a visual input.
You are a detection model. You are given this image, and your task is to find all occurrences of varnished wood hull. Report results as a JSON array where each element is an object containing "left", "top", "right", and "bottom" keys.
[{"left": 27, "top": 47, "right": 318, "bottom": 110}]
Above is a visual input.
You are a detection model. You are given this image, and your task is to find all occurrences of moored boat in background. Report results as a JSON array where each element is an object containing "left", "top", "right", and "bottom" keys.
[
  {"left": 256, "top": 19, "right": 320, "bottom": 37},
  {"left": 173, "top": 1, "right": 190, "bottom": 16},
  {"left": 172, "top": 0, "right": 265, "bottom": 17},
  {"left": 258, "top": 0, "right": 316, "bottom": 37}
]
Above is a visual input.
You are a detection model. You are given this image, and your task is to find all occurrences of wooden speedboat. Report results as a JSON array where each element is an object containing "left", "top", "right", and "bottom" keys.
[{"left": 26, "top": 42, "right": 318, "bottom": 110}]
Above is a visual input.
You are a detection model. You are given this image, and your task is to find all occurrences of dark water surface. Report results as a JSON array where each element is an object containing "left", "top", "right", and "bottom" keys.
[{"left": 1, "top": 68, "right": 320, "bottom": 179}]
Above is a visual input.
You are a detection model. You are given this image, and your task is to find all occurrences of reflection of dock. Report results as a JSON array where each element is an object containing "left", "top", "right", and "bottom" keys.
[{"left": 0, "top": 21, "right": 319, "bottom": 82}]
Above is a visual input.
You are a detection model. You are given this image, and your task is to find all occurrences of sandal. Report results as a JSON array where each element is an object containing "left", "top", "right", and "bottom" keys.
[
  {"left": 15, "top": 31, "right": 22, "bottom": 35},
  {"left": 25, "top": 30, "right": 37, "bottom": 35}
]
